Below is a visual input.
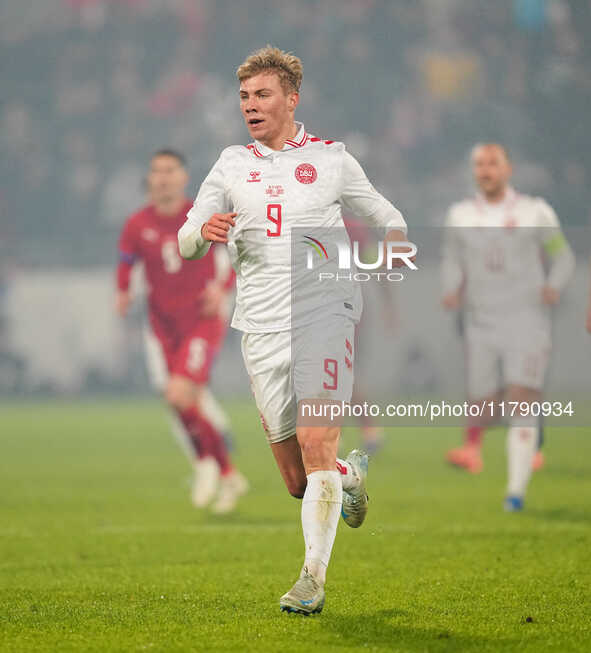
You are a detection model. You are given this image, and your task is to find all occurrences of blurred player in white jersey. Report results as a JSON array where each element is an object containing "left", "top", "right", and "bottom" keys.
[
  {"left": 178, "top": 47, "right": 409, "bottom": 614},
  {"left": 441, "top": 144, "right": 574, "bottom": 510}
]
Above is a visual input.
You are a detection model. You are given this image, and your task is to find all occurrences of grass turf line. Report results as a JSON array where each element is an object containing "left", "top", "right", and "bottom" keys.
[{"left": 1, "top": 400, "right": 590, "bottom": 652}]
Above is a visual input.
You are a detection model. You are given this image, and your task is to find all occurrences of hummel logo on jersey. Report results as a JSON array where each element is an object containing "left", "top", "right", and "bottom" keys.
[
  {"left": 265, "top": 185, "right": 284, "bottom": 198},
  {"left": 247, "top": 170, "right": 262, "bottom": 183}
]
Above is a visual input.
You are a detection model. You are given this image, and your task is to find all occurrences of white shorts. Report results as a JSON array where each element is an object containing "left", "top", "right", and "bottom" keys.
[
  {"left": 241, "top": 315, "right": 356, "bottom": 444},
  {"left": 465, "top": 317, "right": 551, "bottom": 399}
]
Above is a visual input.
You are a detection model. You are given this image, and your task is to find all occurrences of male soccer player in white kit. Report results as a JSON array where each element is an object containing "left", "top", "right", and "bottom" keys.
[
  {"left": 441, "top": 143, "right": 574, "bottom": 510},
  {"left": 178, "top": 47, "right": 408, "bottom": 614}
]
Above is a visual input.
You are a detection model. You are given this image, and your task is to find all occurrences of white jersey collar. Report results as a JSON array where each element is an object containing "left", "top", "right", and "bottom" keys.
[
  {"left": 475, "top": 186, "right": 518, "bottom": 210},
  {"left": 250, "top": 122, "right": 309, "bottom": 158}
]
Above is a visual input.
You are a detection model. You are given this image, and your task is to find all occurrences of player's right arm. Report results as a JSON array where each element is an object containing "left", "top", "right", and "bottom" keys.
[
  {"left": 441, "top": 206, "right": 464, "bottom": 310},
  {"left": 178, "top": 153, "right": 234, "bottom": 260},
  {"left": 115, "top": 217, "right": 140, "bottom": 317},
  {"left": 338, "top": 150, "right": 412, "bottom": 267},
  {"left": 339, "top": 150, "right": 407, "bottom": 233}
]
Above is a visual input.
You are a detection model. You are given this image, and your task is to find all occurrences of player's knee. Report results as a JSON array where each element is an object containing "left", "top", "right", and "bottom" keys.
[{"left": 165, "top": 379, "right": 194, "bottom": 411}]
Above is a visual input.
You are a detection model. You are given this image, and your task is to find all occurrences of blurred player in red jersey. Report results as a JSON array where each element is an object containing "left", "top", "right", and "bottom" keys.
[{"left": 115, "top": 149, "right": 248, "bottom": 513}]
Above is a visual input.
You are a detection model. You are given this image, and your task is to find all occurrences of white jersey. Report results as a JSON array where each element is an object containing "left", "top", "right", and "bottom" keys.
[
  {"left": 179, "top": 122, "right": 406, "bottom": 333},
  {"left": 441, "top": 187, "right": 574, "bottom": 326}
]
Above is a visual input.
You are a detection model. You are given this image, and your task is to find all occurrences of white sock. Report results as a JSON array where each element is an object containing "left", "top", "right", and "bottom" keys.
[
  {"left": 301, "top": 470, "right": 342, "bottom": 584},
  {"left": 507, "top": 425, "right": 537, "bottom": 498},
  {"left": 336, "top": 458, "right": 360, "bottom": 492}
]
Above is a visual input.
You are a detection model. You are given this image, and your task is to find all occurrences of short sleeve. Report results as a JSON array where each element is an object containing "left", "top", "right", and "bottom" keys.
[
  {"left": 535, "top": 198, "right": 566, "bottom": 253},
  {"left": 118, "top": 217, "right": 140, "bottom": 264},
  {"left": 536, "top": 198, "right": 560, "bottom": 229}
]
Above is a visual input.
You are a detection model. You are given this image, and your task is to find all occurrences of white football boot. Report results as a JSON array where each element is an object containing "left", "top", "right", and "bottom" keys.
[
  {"left": 341, "top": 449, "right": 369, "bottom": 528},
  {"left": 210, "top": 470, "right": 249, "bottom": 514},
  {"left": 191, "top": 456, "right": 220, "bottom": 508},
  {"left": 279, "top": 568, "right": 325, "bottom": 615}
]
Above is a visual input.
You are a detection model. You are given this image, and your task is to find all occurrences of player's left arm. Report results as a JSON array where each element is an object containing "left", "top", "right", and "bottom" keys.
[
  {"left": 339, "top": 150, "right": 412, "bottom": 268},
  {"left": 441, "top": 207, "right": 464, "bottom": 310},
  {"left": 116, "top": 218, "right": 140, "bottom": 316},
  {"left": 178, "top": 153, "right": 232, "bottom": 260},
  {"left": 536, "top": 199, "right": 575, "bottom": 305}
]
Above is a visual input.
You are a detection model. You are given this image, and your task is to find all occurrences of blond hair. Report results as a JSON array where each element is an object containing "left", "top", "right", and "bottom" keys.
[{"left": 236, "top": 45, "right": 303, "bottom": 94}]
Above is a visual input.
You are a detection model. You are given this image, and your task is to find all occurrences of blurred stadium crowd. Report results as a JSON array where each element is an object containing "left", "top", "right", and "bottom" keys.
[
  {"left": 2, "top": 0, "right": 590, "bottom": 262},
  {"left": 1, "top": 0, "right": 590, "bottom": 394}
]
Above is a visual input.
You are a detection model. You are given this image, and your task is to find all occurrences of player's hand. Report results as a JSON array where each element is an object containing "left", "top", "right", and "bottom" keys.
[
  {"left": 442, "top": 291, "right": 461, "bottom": 310},
  {"left": 201, "top": 212, "right": 237, "bottom": 243},
  {"left": 541, "top": 285, "right": 560, "bottom": 305},
  {"left": 115, "top": 290, "right": 131, "bottom": 317},
  {"left": 383, "top": 229, "right": 416, "bottom": 268},
  {"left": 199, "top": 281, "right": 225, "bottom": 318}
]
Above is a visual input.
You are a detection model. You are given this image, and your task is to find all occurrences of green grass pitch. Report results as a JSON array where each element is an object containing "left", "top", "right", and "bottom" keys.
[{"left": 1, "top": 400, "right": 590, "bottom": 652}]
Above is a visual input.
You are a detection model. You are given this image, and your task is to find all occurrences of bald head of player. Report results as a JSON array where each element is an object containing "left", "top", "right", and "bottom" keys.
[
  {"left": 237, "top": 46, "right": 302, "bottom": 151},
  {"left": 147, "top": 149, "right": 189, "bottom": 215},
  {"left": 471, "top": 143, "right": 512, "bottom": 203}
]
